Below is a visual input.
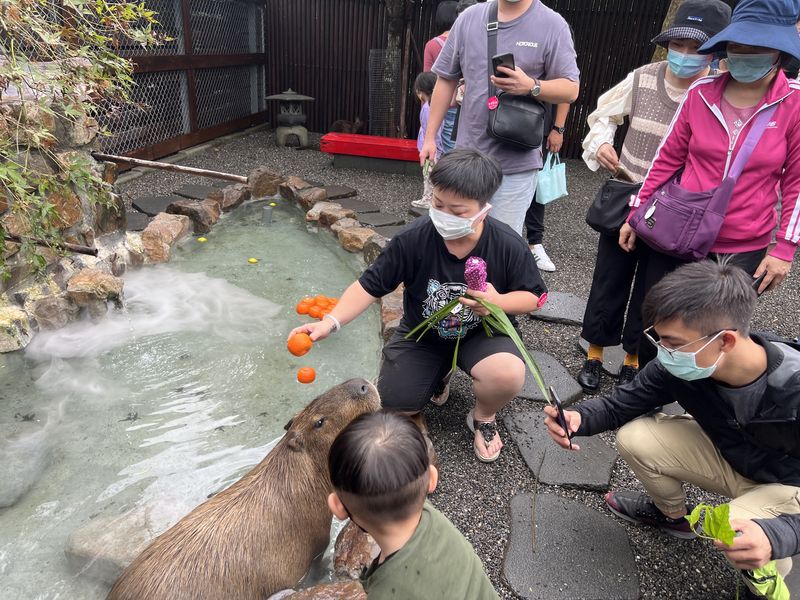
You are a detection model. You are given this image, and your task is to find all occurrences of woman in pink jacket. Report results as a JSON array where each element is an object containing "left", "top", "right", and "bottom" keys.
[{"left": 619, "top": 0, "right": 800, "bottom": 364}]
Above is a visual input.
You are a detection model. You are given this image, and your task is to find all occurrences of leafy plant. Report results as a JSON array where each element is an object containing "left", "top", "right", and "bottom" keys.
[
  {"left": 686, "top": 503, "right": 790, "bottom": 600},
  {"left": 0, "top": 0, "right": 161, "bottom": 278}
]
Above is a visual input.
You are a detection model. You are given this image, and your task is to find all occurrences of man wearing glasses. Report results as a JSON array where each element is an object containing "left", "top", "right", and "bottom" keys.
[{"left": 543, "top": 260, "right": 800, "bottom": 597}]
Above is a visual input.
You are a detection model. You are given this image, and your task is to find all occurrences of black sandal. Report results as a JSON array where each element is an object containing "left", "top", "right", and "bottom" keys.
[{"left": 466, "top": 409, "right": 502, "bottom": 463}]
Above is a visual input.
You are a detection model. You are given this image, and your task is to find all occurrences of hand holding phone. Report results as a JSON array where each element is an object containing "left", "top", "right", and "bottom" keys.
[
  {"left": 492, "top": 52, "right": 515, "bottom": 78},
  {"left": 752, "top": 272, "right": 766, "bottom": 296},
  {"left": 549, "top": 386, "right": 572, "bottom": 450}
]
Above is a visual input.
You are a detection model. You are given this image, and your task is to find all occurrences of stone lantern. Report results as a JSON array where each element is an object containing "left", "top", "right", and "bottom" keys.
[{"left": 266, "top": 88, "right": 315, "bottom": 148}]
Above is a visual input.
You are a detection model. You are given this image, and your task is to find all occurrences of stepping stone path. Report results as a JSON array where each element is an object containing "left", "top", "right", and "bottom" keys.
[
  {"left": 126, "top": 211, "right": 151, "bottom": 232},
  {"left": 336, "top": 197, "right": 379, "bottom": 214},
  {"left": 504, "top": 410, "right": 617, "bottom": 490},
  {"left": 504, "top": 493, "right": 639, "bottom": 600},
  {"left": 357, "top": 212, "right": 405, "bottom": 228},
  {"left": 530, "top": 291, "right": 587, "bottom": 326},
  {"left": 519, "top": 351, "right": 582, "bottom": 405},
  {"left": 323, "top": 184, "right": 358, "bottom": 200},
  {"left": 577, "top": 337, "right": 625, "bottom": 376},
  {"left": 371, "top": 225, "right": 405, "bottom": 239},
  {"left": 173, "top": 184, "right": 218, "bottom": 200},
  {"left": 408, "top": 206, "right": 428, "bottom": 219},
  {"left": 132, "top": 195, "right": 183, "bottom": 217}
]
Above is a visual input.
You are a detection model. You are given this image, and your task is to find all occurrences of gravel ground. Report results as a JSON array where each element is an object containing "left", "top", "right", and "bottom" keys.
[{"left": 119, "top": 128, "right": 800, "bottom": 600}]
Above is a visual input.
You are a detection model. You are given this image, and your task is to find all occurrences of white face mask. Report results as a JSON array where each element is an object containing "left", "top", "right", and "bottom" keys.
[{"left": 429, "top": 204, "right": 491, "bottom": 240}]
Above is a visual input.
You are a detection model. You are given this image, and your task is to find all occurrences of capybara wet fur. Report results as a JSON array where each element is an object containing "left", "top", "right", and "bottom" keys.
[{"left": 107, "top": 378, "right": 380, "bottom": 600}]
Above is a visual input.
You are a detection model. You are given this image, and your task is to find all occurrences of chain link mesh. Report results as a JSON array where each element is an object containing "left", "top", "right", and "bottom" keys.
[
  {"left": 119, "top": 0, "right": 183, "bottom": 56},
  {"left": 195, "top": 65, "right": 264, "bottom": 129},
  {"left": 368, "top": 49, "right": 402, "bottom": 137},
  {"left": 97, "top": 70, "right": 189, "bottom": 154},
  {"left": 190, "top": 0, "right": 265, "bottom": 54}
]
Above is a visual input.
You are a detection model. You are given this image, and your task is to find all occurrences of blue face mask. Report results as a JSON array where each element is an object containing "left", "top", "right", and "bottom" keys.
[
  {"left": 649, "top": 330, "right": 725, "bottom": 381},
  {"left": 667, "top": 49, "right": 711, "bottom": 79},
  {"left": 726, "top": 52, "right": 779, "bottom": 83}
]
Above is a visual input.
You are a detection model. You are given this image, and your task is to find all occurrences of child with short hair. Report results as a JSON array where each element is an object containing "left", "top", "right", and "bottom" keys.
[
  {"left": 327, "top": 411, "right": 500, "bottom": 599},
  {"left": 412, "top": 71, "right": 443, "bottom": 209},
  {"left": 289, "top": 149, "right": 546, "bottom": 462}
]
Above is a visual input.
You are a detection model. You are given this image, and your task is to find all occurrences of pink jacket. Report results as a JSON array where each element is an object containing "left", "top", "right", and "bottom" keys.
[{"left": 633, "top": 71, "right": 800, "bottom": 262}]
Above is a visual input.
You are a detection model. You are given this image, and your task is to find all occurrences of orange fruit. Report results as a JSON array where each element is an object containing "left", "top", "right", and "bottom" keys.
[
  {"left": 314, "top": 295, "right": 327, "bottom": 305},
  {"left": 287, "top": 333, "right": 313, "bottom": 357},
  {"left": 296, "top": 301, "right": 311, "bottom": 315},
  {"left": 308, "top": 306, "right": 323, "bottom": 319},
  {"left": 297, "top": 367, "right": 316, "bottom": 384}
]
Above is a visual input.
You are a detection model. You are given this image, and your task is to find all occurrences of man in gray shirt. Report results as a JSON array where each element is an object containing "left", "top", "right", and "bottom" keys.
[{"left": 421, "top": 0, "right": 580, "bottom": 236}]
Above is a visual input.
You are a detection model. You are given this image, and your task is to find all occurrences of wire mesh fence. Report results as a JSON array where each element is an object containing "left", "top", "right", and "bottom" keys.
[
  {"left": 191, "top": 0, "right": 265, "bottom": 54},
  {"left": 196, "top": 65, "right": 265, "bottom": 129},
  {"left": 119, "top": 0, "right": 184, "bottom": 57},
  {"left": 368, "top": 48, "right": 402, "bottom": 137}
]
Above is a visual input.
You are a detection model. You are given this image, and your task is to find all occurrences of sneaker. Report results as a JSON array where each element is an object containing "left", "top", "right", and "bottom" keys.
[
  {"left": 605, "top": 491, "right": 695, "bottom": 539},
  {"left": 577, "top": 359, "right": 603, "bottom": 393},
  {"left": 530, "top": 244, "right": 556, "bottom": 272},
  {"left": 411, "top": 198, "right": 431, "bottom": 209},
  {"left": 617, "top": 364, "right": 639, "bottom": 387}
]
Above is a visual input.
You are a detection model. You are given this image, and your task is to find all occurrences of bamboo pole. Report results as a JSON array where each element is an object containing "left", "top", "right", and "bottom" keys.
[
  {"left": 5, "top": 234, "right": 98, "bottom": 256},
  {"left": 91, "top": 153, "right": 248, "bottom": 184}
]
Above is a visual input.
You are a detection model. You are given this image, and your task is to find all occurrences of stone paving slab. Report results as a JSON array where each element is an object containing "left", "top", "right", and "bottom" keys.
[
  {"left": 336, "top": 197, "right": 379, "bottom": 213},
  {"left": 530, "top": 291, "right": 587, "bottom": 327},
  {"left": 173, "top": 184, "right": 218, "bottom": 200},
  {"left": 504, "top": 410, "right": 617, "bottom": 491},
  {"left": 125, "top": 211, "right": 151, "bottom": 232},
  {"left": 577, "top": 337, "right": 625, "bottom": 376},
  {"left": 408, "top": 206, "right": 429, "bottom": 219},
  {"left": 323, "top": 184, "right": 358, "bottom": 200},
  {"left": 132, "top": 195, "right": 184, "bottom": 217},
  {"left": 786, "top": 564, "right": 800, "bottom": 596},
  {"left": 519, "top": 351, "right": 582, "bottom": 406},
  {"left": 371, "top": 225, "right": 405, "bottom": 239},
  {"left": 357, "top": 212, "right": 405, "bottom": 228},
  {"left": 504, "top": 493, "right": 639, "bottom": 600}
]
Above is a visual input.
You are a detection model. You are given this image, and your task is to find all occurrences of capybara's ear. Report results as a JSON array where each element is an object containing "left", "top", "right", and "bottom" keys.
[
  {"left": 283, "top": 417, "right": 294, "bottom": 431},
  {"left": 286, "top": 431, "right": 304, "bottom": 452}
]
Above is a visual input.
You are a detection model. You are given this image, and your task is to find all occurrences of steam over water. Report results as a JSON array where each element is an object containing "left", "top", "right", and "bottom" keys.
[{"left": 0, "top": 205, "right": 381, "bottom": 599}]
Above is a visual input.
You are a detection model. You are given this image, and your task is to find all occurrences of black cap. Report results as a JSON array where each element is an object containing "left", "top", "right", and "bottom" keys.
[{"left": 651, "top": 0, "right": 732, "bottom": 48}]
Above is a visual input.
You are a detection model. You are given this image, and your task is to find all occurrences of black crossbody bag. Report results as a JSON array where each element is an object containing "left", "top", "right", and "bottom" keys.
[{"left": 485, "top": 1, "right": 545, "bottom": 150}]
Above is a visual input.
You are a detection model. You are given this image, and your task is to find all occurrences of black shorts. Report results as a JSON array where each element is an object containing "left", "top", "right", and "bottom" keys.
[{"left": 377, "top": 328, "right": 524, "bottom": 412}]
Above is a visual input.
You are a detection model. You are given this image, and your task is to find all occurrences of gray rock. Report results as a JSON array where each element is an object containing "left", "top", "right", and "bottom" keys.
[
  {"left": 357, "top": 212, "right": 405, "bottom": 228},
  {"left": 530, "top": 291, "right": 587, "bottom": 326},
  {"left": 370, "top": 225, "right": 405, "bottom": 239},
  {"left": 132, "top": 196, "right": 182, "bottom": 217},
  {"left": 0, "top": 427, "right": 52, "bottom": 507},
  {"left": 519, "top": 351, "right": 583, "bottom": 406},
  {"left": 336, "top": 197, "right": 378, "bottom": 213},
  {"left": 173, "top": 184, "right": 219, "bottom": 200},
  {"left": 323, "top": 185, "right": 358, "bottom": 200},
  {"left": 504, "top": 410, "right": 617, "bottom": 490},
  {"left": 408, "top": 206, "right": 429, "bottom": 219},
  {"left": 363, "top": 235, "right": 389, "bottom": 266},
  {"left": 503, "top": 493, "right": 639, "bottom": 600},
  {"left": 577, "top": 337, "right": 625, "bottom": 376},
  {"left": 125, "top": 211, "right": 151, "bottom": 232}
]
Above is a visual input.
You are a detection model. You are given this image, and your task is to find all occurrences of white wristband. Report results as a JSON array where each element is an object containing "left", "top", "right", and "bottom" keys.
[{"left": 324, "top": 314, "right": 341, "bottom": 333}]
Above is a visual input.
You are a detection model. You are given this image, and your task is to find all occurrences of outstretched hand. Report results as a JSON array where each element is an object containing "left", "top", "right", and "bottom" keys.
[
  {"left": 288, "top": 320, "right": 334, "bottom": 343},
  {"left": 753, "top": 255, "right": 791, "bottom": 294},
  {"left": 543, "top": 406, "right": 581, "bottom": 451}
]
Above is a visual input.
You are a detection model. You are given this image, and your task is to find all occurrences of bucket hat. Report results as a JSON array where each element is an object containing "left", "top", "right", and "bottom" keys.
[
  {"left": 699, "top": 0, "right": 800, "bottom": 59},
  {"left": 652, "top": 0, "right": 732, "bottom": 47}
]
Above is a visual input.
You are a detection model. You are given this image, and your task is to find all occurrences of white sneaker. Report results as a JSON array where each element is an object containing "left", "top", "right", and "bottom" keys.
[
  {"left": 530, "top": 244, "right": 556, "bottom": 272},
  {"left": 411, "top": 198, "right": 431, "bottom": 209}
]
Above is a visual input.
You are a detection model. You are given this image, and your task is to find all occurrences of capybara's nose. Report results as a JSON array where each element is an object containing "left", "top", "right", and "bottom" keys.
[{"left": 347, "top": 378, "right": 371, "bottom": 397}]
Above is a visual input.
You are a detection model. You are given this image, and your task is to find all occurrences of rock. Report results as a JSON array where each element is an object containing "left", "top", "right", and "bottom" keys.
[
  {"left": 249, "top": 167, "right": 284, "bottom": 198},
  {"left": 132, "top": 196, "right": 181, "bottom": 217},
  {"left": 58, "top": 113, "right": 99, "bottom": 146},
  {"left": 67, "top": 268, "right": 123, "bottom": 311},
  {"left": 204, "top": 188, "right": 224, "bottom": 211},
  {"left": 530, "top": 291, "right": 587, "bottom": 327},
  {"left": 48, "top": 189, "right": 84, "bottom": 229},
  {"left": 296, "top": 187, "right": 328, "bottom": 212},
  {"left": 319, "top": 206, "right": 356, "bottom": 228},
  {"left": 287, "top": 582, "right": 366, "bottom": 600},
  {"left": 0, "top": 427, "right": 52, "bottom": 507},
  {"left": 65, "top": 497, "right": 193, "bottom": 585},
  {"left": 279, "top": 176, "right": 313, "bottom": 203},
  {"left": 504, "top": 493, "right": 639, "bottom": 600},
  {"left": 93, "top": 194, "right": 126, "bottom": 235},
  {"left": 408, "top": 206, "right": 429, "bottom": 219},
  {"left": 338, "top": 227, "right": 377, "bottom": 252},
  {"left": 125, "top": 211, "right": 151, "bottom": 232},
  {"left": 504, "top": 410, "right": 618, "bottom": 491},
  {"left": 141, "top": 213, "right": 191, "bottom": 263},
  {"left": 101, "top": 161, "right": 118, "bottom": 184},
  {"left": 306, "top": 202, "right": 341, "bottom": 222},
  {"left": 12, "top": 150, "right": 55, "bottom": 176},
  {"left": 362, "top": 234, "right": 389, "bottom": 266},
  {"left": 267, "top": 591, "right": 297, "bottom": 600},
  {"left": 3, "top": 240, "right": 19, "bottom": 260},
  {"left": 220, "top": 183, "right": 251, "bottom": 212},
  {"left": 173, "top": 184, "right": 220, "bottom": 201},
  {"left": 380, "top": 285, "right": 404, "bottom": 341},
  {"left": 0, "top": 303, "right": 33, "bottom": 352},
  {"left": 356, "top": 212, "right": 405, "bottom": 228},
  {"left": 323, "top": 184, "right": 358, "bottom": 200},
  {"left": 15, "top": 103, "right": 56, "bottom": 146},
  {"left": 518, "top": 351, "right": 583, "bottom": 406},
  {"left": 1, "top": 212, "right": 29, "bottom": 237},
  {"left": 125, "top": 232, "right": 146, "bottom": 267},
  {"left": 31, "top": 294, "right": 80, "bottom": 330},
  {"left": 167, "top": 199, "right": 220, "bottom": 234},
  {"left": 334, "top": 520, "right": 380, "bottom": 580},
  {"left": 337, "top": 199, "right": 380, "bottom": 214},
  {"left": 330, "top": 218, "right": 360, "bottom": 233},
  {"left": 371, "top": 225, "right": 405, "bottom": 239}
]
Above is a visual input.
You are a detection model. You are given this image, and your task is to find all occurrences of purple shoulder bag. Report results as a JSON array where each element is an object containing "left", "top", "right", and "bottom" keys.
[{"left": 630, "top": 103, "right": 777, "bottom": 261}]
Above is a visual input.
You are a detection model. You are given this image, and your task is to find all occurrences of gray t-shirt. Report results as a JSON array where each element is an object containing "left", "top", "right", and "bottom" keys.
[{"left": 433, "top": 1, "right": 579, "bottom": 174}]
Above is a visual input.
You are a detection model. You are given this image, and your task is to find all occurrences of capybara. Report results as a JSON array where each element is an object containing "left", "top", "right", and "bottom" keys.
[{"left": 107, "top": 378, "right": 380, "bottom": 600}]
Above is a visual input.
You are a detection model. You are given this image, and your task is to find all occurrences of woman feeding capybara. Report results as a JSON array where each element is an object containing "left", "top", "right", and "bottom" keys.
[{"left": 107, "top": 378, "right": 380, "bottom": 600}]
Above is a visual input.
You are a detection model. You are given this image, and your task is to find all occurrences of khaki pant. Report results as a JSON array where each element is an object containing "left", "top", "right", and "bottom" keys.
[{"left": 616, "top": 413, "right": 800, "bottom": 580}]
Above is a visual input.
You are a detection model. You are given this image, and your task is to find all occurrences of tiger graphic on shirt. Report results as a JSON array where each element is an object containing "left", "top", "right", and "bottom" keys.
[{"left": 423, "top": 279, "right": 482, "bottom": 340}]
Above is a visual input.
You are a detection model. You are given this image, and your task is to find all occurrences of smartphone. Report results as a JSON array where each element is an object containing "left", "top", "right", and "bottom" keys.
[
  {"left": 549, "top": 386, "right": 572, "bottom": 450},
  {"left": 614, "top": 164, "right": 635, "bottom": 183},
  {"left": 491, "top": 52, "right": 515, "bottom": 78},
  {"left": 752, "top": 272, "right": 767, "bottom": 296}
]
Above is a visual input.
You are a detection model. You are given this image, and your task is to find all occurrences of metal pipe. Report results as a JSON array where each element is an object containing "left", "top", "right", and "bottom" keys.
[
  {"left": 91, "top": 153, "right": 248, "bottom": 184},
  {"left": 5, "top": 234, "right": 98, "bottom": 256}
]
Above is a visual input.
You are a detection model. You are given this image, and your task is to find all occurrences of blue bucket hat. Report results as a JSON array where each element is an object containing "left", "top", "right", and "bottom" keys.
[{"left": 699, "top": 0, "right": 800, "bottom": 59}]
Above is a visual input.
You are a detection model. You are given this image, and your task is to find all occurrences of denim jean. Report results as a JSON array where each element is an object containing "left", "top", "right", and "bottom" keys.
[{"left": 440, "top": 107, "right": 458, "bottom": 154}]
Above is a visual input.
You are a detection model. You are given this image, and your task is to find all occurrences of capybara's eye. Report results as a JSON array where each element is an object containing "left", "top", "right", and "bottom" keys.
[{"left": 313, "top": 417, "right": 326, "bottom": 429}]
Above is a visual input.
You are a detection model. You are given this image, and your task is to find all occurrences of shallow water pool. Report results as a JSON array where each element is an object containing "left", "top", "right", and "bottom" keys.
[{"left": 0, "top": 200, "right": 382, "bottom": 599}]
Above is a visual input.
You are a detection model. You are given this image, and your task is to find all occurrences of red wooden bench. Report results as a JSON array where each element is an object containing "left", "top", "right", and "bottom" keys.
[{"left": 320, "top": 133, "right": 420, "bottom": 162}]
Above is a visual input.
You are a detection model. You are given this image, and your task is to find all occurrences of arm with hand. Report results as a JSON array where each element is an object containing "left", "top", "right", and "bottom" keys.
[
  {"left": 458, "top": 284, "right": 538, "bottom": 316},
  {"left": 288, "top": 281, "right": 378, "bottom": 342},
  {"left": 582, "top": 71, "right": 634, "bottom": 172},
  {"left": 421, "top": 77, "right": 458, "bottom": 165},
  {"left": 491, "top": 67, "right": 578, "bottom": 104},
  {"left": 546, "top": 103, "right": 570, "bottom": 154}
]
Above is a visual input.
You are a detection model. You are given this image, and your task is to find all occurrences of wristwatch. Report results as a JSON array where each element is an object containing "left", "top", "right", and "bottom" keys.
[
  {"left": 552, "top": 125, "right": 566, "bottom": 134},
  {"left": 529, "top": 78, "right": 541, "bottom": 97}
]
